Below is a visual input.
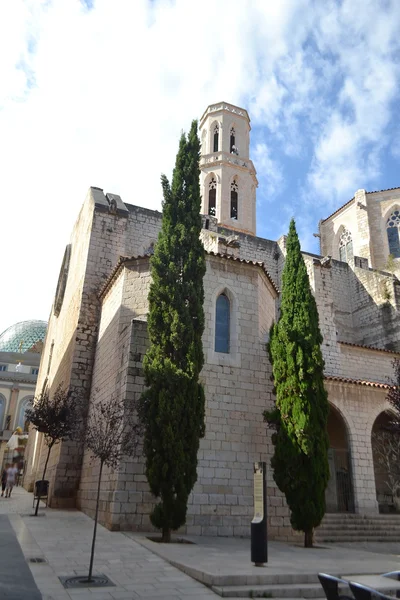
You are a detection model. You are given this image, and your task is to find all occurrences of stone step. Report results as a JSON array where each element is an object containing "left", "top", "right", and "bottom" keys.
[
  {"left": 318, "top": 524, "right": 400, "bottom": 531},
  {"left": 212, "top": 574, "right": 318, "bottom": 587},
  {"left": 212, "top": 578, "right": 400, "bottom": 598},
  {"left": 316, "top": 535, "right": 400, "bottom": 542},
  {"left": 322, "top": 515, "right": 400, "bottom": 521},
  {"left": 212, "top": 582, "right": 328, "bottom": 598}
]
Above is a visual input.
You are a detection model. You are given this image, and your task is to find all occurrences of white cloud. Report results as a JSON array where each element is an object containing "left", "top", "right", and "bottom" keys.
[
  {"left": 0, "top": 0, "right": 399, "bottom": 333},
  {"left": 253, "top": 143, "right": 284, "bottom": 198},
  {"left": 306, "top": 0, "right": 400, "bottom": 205}
]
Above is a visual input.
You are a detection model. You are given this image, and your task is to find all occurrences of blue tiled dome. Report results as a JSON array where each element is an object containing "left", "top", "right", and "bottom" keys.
[{"left": 0, "top": 320, "right": 47, "bottom": 353}]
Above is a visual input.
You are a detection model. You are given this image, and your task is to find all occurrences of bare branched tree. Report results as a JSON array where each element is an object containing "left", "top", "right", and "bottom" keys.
[
  {"left": 25, "top": 385, "right": 82, "bottom": 516},
  {"left": 387, "top": 359, "right": 400, "bottom": 428},
  {"left": 79, "top": 395, "right": 142, "bottom": 583},
  {"left": 372, "top": 429, "right": 400, "bottom": 510}
]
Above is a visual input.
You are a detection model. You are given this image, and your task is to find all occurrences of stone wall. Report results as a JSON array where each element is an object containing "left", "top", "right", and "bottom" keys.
[
  {"left": 319, "top": 187, "right": 400, "bottom": 275},
  {"left": 77, "top": 254, "right": 300, "bottom": 540}
]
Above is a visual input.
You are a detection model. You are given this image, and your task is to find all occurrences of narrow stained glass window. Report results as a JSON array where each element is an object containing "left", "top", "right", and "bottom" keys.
[
  {"left": 215, "top": 294, "right": 230, "bottom": 353},
  {"left": 387, "top": 211, "right": 400, "bottom": 258},
  {"left": 339, "top": 228, "right": 353, "bottom": 263}
]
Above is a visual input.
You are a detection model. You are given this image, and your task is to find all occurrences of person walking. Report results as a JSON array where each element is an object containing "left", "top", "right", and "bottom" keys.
[
  {"left": 1, "top": 466, "right": 7, "bottom": 497},
  {"left": 5, "top": 463, "right": 18, "bottom": 498}
]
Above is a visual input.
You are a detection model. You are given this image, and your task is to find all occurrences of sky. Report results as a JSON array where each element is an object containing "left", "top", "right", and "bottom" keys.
[{"left": 1, "top": 0, "right": 400, "bottom": 335}]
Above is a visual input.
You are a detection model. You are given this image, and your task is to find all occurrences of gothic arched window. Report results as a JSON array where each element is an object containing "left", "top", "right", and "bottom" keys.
[
  {"left": 215, "top": 294, "right": 230, "bottom": 353},
  {"left": 17, "top": 397, "right": 32, "bottom": 431},
  {"left": 230, "top": 127, "right": 236, "bottom": 153},
  {"left": 386, "top": 210, "right": 400, "bottom": 258},
  {"left": 0, "top": 394, "right": 5, "bottom": 430},
  {"left": 208, "top": 177, "right": 217, "bottom": 216},
  {"left": 339, "top": 228, "right": 353, "bottom": 263},
  {"left": 231, "top": 179, "right": 238, "bottom": 220},
  {"left": 213, "top": 124, "right": 219, "bottom": 152}
]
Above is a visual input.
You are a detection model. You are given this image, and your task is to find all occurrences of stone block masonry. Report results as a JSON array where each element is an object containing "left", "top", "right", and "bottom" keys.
[{"left": 77, "top": 252, "right": 299, "bottom": 540}]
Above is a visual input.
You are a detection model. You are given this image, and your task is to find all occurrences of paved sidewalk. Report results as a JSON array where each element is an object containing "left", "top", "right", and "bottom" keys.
[
  {"left": 1, "top": 487, "right": 219, "bottom": 600},
  {"left": 125, "top": 533, "right": 400, "bottom": 587},
  {"left": 0, "top": 483, "right": 37, "bottom": 514},
  {"left": 3, "top": 487, "right": 400, "bottom": 599}
]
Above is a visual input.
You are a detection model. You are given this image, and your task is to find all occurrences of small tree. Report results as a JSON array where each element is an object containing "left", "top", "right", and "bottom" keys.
[
  {"left": 139, "top": 120, "right": 206, "bottom": 542},
  {"left": 79, "top": 395, "right": 142, "bottom": 583},
  {"left": 372, "top": 429, "right": 400, "bottom": 511},
  {"left": 25, "top": 385, "right": 81, "bottom": 516},
  {"left": 387, "top": 359, "right": 400, "bottom": 427},
  {"left": 264, "top": 219, "right": 330, "bottom": 548}
]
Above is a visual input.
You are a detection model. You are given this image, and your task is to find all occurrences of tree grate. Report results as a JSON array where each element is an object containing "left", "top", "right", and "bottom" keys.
[
  {"left": 59, "top": 575, "right": 115, "bottom": 589},
  {"left": 29, "top": 557, "right": 46, "bottom": 563}
]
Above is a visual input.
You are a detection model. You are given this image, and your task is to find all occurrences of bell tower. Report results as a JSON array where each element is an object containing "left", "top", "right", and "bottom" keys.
[{"left": 199, "top": 102, "right": 258, "bottom": 236}]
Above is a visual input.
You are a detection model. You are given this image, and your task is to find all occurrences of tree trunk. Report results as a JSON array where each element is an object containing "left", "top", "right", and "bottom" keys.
[
  {"left": 87, "top": 460, "right": 103, "bottom": 582},
  {"left": 162, "top": 527, "right": 171, "bottom": 543},
  {"left": 304, "top": 529, "right": 313, "bottom": 548},
  {"left": 34, "top": 444, "right": 52, "bottom": 516}
]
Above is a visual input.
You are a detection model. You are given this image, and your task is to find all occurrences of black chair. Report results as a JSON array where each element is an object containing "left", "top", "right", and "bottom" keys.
[
  {"left": 318, "top": 573, "right": 353, "bottom": 600},
  {"left": 383, "top": 571, "right": 400, "bottom": 580},
  {"left": 349, "top": 581, "right": 393, "bottom": 600},
  {"left": 32, "top": 480, "right": 49, "bottom": 508}
]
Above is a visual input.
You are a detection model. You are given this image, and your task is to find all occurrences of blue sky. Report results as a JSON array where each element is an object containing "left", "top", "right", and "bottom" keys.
[{"left": 0, "top": 0, "right": 399, "bottom": 334}]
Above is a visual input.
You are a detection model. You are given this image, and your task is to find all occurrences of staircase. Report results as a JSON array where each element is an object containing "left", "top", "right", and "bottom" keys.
[
  {"left": 212, "top": 573, "right": 329, "bottom": 599},
  {"left": 316, "top": 513, "right": 400, "bottom": 543},
  {"left": 211, "top": 573, "right": 400, "bottom": 599}
]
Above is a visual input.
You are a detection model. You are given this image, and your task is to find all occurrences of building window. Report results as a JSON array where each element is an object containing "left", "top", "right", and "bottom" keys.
[
  {"left": 17, "top": 397, "right": 32, "bottom": 431},
  {"left": 231, "top": 179, "right": 238, "bottom": 220},
  {"left": 387, "top": 210, "right": 400, "bottom": 258},
  {"left": 230, "top": 127, "right": 236, "bottom": 152},
  {"left": 0, "top": 395, "right": 5, "bottom": 430},
  {"left": 215, "top": 294, "right": 230, "bottom": 353},
  {"left": 208, "top": 177, "right": 217, "bottom": 216},
  {"left": 339, "top": 228, "right": 353, "bottom": 263},
  {"left": 0, "top": 365, "right": 6, "bottom": 372},
  {"left": 31, "top": 368, "right": 39, "bottom": 375},
  {"left": 213, "top": 124, "right": 219, "bottom": 152}
]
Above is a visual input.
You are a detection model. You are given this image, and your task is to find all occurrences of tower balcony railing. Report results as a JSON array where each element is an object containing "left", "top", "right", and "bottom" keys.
[{"left": 200, "top": 151, "right": 254, "bottom": 171}]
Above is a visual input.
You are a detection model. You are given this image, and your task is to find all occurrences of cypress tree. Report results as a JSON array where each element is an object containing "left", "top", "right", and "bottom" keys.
[
  {"left": 264, "top": 218, "right": 329, "bottom": 548},
  {"left": 139, "top": 121, "right": 206, "bottom": 542}
]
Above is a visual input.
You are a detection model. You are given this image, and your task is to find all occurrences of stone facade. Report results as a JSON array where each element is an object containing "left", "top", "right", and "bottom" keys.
[{"left": 25, "top": 101, "right": 400, "bottom": 539}]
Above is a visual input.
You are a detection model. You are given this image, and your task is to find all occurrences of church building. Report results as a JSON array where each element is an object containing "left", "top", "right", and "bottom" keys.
[{"left": 24, "top": 102, "right": 400, "bottom": 541}]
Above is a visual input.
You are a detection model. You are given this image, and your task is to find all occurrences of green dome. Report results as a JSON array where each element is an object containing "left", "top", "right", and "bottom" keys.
[{"left": 0, "top": 320, "right": 47, "bottom": 353}]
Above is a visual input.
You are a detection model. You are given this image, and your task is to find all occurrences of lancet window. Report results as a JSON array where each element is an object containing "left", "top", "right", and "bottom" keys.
[
  {"left": 215, "top": 294, "right": 230, "bottom": 353},
  {"left": 230, "top": 127, "right": 236, "bottom": 153},
  {"left": 213, "top": 124, "right": 219, "bottom": 152},
  {"left": 230, "top": 179, "right": 238, "bottom": 220},
  {"left": 386, "top": 210, "right": 400, "bottom": 258},
  {"left": 208, "top": 177, "right": 217, "bottom": 217},
  {"left": 339, "top": 228, "right": 353, "bottom": 263}
]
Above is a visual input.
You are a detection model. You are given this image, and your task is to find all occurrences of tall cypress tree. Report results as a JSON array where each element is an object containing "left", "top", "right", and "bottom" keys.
[
  {"left": 264, "top": 219, "right": 329, "bottom": 548},
  {"left": 139, "top": 121, "right": 206, "bottom": 542}
]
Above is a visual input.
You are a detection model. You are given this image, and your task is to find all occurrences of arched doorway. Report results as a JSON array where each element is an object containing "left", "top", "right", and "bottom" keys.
[
  {"left": 326, "top": 405, "right": 355, "bottom": 512},
  {"left": 372, "top": 411, "right": 400, "bottom": 513}
]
